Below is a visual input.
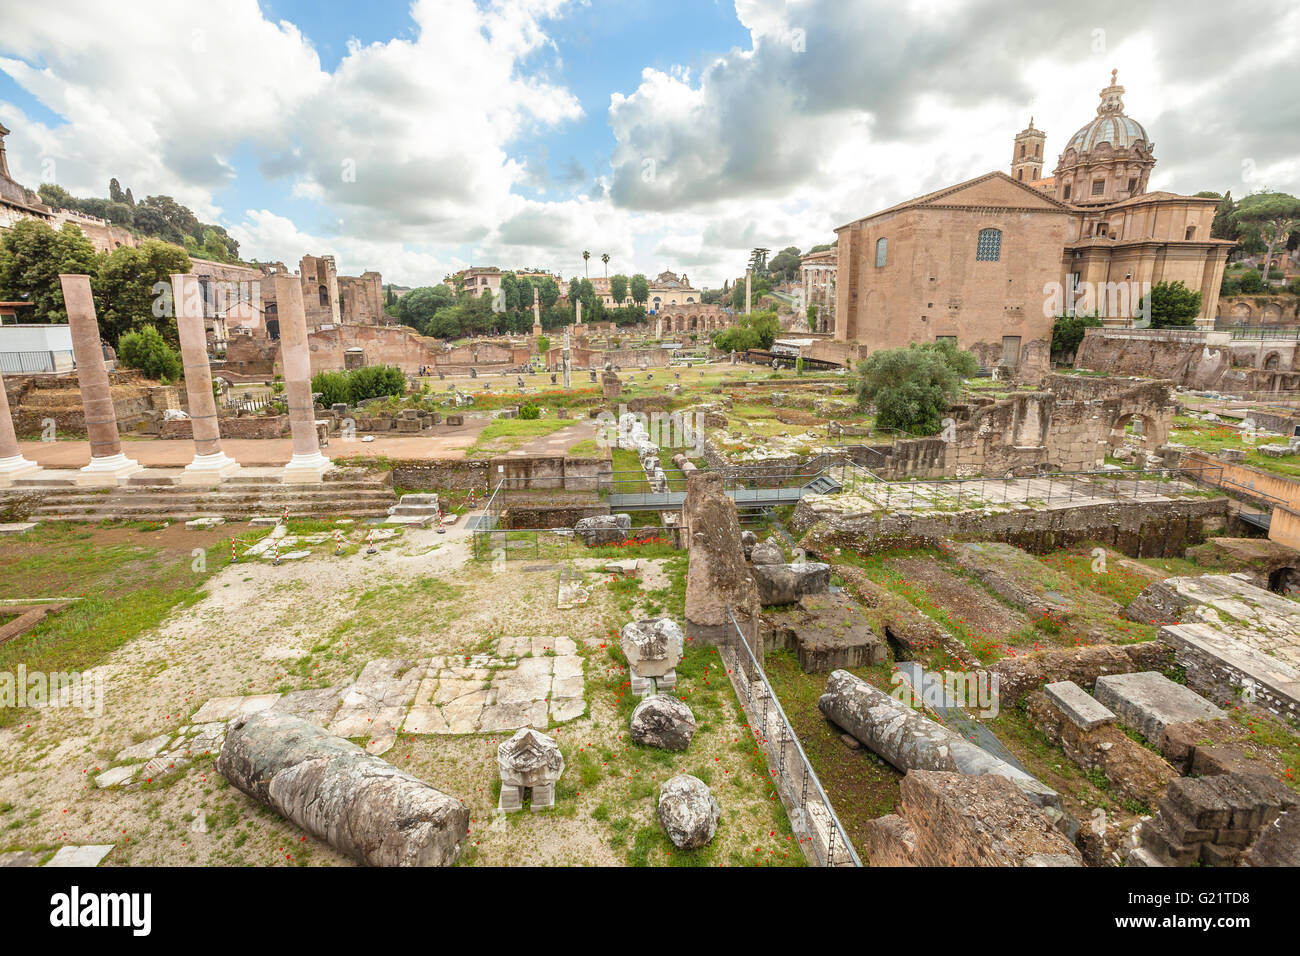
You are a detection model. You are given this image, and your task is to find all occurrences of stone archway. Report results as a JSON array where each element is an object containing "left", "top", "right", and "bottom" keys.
[
  {"left": 1109, "top": 411, "right": 1161, "bottom": 452},
  {"left": 1264, "top": 351, "right": 1282, "bottom": 371}
]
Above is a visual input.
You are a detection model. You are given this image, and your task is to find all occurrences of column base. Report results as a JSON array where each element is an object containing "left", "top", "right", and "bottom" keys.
[
  {"left": 281, "top": 451, "right": 332, "bottom": 484},
  {"left": 76, "top": 453, "right": 142, "bottom": 486},
  {"left": 0, "top": 455, "right": 41, "bottom": 487},
  {"left": 178, "top": 452, "right": 241, "bottom": 485}
]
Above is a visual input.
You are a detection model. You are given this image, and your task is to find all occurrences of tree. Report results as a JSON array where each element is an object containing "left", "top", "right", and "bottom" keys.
[
  {"left": 1145, "top": 280, "right": 1201, "bottom": 329},
  {"left": 1210, "top": 190, "right": 1236, "bottom": 240},
  {"left": 1233, "top": 192, "right": 1300, "bottom": 280},
  {"left": 629, "top": 273, "right": 649, "bottom": 307},
  {"left": 854, "top": 342, "right": 977, "bottom": 435},
  {"left": 537, "top": 335, "right": 550, "bottom": 354},
  {"left": 395, "top": 285, "right": 453, "bottom": 333},
  {"left": 118, "top": 324, "right": 181, "bottom": 382},
  {"left": 712, "top": 311, "right": 780, "bottom": 352},
  {"left": 94, "top": 240, "right": 192, "bottom": 345},
  {"left": 768, "top": 246, "right": 801, "bottom": 282},
  {"left": 1050, "top": 313, "right": 1103, "bottom": 359},
  {"left": 609, "top": 273, "right": 628, "bottom": 305},
  {"left": 537, "top": 276, "right": 560, "bottom": 310},
  {"left": 601, "top": 252, "right": 610, "bottom": 277},
  {"left": 108, "top": 178, "right": 126, "bottom": 204},
  {"left": 0, "top": 220, "right": 100, "bottom": 323},
  {"left": 582, "top": 250, "right": 590, "bottom": 278}
]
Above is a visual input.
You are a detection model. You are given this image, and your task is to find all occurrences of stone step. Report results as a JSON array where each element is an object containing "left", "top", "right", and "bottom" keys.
[
  {"left": 397, "top": 493, "right": 440, "bottom": 505},
  {"left": 387, "top": 504, "right": 441, "bottom": 516}
]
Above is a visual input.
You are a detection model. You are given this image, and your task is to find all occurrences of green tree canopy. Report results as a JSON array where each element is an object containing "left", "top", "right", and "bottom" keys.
[
  {"left": 0, "top": 219, "right": 100, "bottom": 323},
  {"left": 1144, "top": 280, "right": 1202, "bottom": 329},
  {"left": 609, "top": 273, "right": 628, "bottom": 305},
  {"left": 117, "top": 324, "right": 181, "bottom": 382},
  {"left": 1051, "top": 313, "right": 1103, "bottom": 358},
  {"left": 629, "top": 273, "right": 649, "bottom": 307},
  {"left": 854, "top": 342, "right": 977, "bottom": 435},
  {"left": 93, "top": 239, "right": 192, "bottom": 345}
]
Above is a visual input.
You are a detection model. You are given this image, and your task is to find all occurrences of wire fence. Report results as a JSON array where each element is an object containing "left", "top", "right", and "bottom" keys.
[{"left": 723, "top": 608, "right": 861, "bottom": 867}]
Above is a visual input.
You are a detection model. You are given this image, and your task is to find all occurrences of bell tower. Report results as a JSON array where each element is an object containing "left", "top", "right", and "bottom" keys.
[{"left": 1011, "top": 117, "right": 1046, "bottom": 183}]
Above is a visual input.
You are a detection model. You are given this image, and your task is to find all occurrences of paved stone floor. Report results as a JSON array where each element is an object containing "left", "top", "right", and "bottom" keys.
[{"left": 91, "top": 636, "right": 585, "bottom": 778}]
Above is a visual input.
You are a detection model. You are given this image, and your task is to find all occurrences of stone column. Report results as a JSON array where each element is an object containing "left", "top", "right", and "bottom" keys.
[
  {"left": 59, "top": 274, "right": 141, "bottom": 484},
  {"left": 531, "top": 286, "right": 542, "bottom": 336},
  {"left": 745, "top": 269, "right": 752, "bottom": 315},
  {"left": 274, "top": 274, "right": 331, "bottom": 482},
  {"left": 172, "top": 273, "right": 239, "bottom": 484},
  {"left": 575, "top": 298, "right": 582, "bottom": 325},
  {"left": 0, "top": 369, "right": 40, "bottom": 486}
]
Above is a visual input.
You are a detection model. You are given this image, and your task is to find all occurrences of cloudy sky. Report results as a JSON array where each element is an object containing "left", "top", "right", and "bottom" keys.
[{"left": 0, "top": 0, "right": 1296, "bottom": 288}]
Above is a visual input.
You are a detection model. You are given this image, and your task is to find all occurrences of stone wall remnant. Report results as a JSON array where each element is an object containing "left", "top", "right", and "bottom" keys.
[{"left": 863, "top": 770, "right": 1082, "bottom": 867}]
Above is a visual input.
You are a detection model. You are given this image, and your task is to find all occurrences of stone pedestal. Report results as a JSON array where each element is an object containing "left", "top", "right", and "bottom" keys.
[
  {"left": 273, "top": 274, "right": 331, "bottom": 483},
  {"left": 58, "top": 273, "right": 141, "bottom": 484},
  {"left": 172, "top": 274, "right": 240, "bottom": 484}
]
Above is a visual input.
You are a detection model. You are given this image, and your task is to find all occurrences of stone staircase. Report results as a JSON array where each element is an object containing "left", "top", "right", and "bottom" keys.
[
  {"left": 8, "top": 473, "right": 398, "bottom": 522},
  {"left": 383, "top": 493, "right": 441, "bottom": 527}
]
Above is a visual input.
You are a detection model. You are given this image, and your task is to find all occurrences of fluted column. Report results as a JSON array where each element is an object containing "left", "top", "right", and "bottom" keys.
[
  {"left": 59, "top": 273, "right": 141, "bottom": 484},
  {"left": 0, "top": 369, "right": 40, "bottom": 486},
  {"left": 172, "top": 273, "right": 239, "bottom": 484},
  {"left": 274, "top": 274, "right": 331, "bottom": 482}
]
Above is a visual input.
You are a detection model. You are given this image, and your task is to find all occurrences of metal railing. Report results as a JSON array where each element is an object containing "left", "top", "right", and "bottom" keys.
[
  {"left": 831, "top": 463, "right": 1230, "bottom": 513},
  {"left": 724, "top": 608, "right": 861, "bottom": 867},
  {"left": 224, "top": 390, "right": 273, "bottom": 413}
]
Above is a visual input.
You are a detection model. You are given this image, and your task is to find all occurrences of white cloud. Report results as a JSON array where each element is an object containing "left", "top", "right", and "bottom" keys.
[{"left": 1, "top": 0, "right": 1296, "bottom": 290}]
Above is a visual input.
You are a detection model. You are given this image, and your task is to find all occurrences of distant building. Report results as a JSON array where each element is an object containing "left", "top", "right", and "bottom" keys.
[
  {"left": 799, "top": 249, "right": 836, "bottom": 332},
  {"left": 647, "top": 271, "right": 701, "bottom": 312}
]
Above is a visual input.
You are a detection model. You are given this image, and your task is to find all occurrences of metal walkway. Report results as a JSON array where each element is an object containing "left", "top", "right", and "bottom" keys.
[{"left": 609, "top": 476, "right": 841, "bottom": 511}]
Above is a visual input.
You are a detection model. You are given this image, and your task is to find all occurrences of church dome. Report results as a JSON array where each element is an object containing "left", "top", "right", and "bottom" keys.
[{"left": 1064, "top": 70, "right": 1151, "bottom": 154}]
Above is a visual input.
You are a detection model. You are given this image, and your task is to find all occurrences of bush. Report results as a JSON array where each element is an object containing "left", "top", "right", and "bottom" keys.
[
  {"left": 311, "top": 370, "right": 350, "bottom": 407},
  {"left": 117, "top": 325, "right": 181, "bottom": 382},
  {"left": 518, "top": 403, "right": 540, "bottom": 420},
  {"left": 309, "top": 365, "right": 406, "bottom": 407},
  {"left": 1051, "top": 313, "right": 1103, "bottom": 358},
  {"left": 854, "top": 341, "right": 977, "bottom": 435}
]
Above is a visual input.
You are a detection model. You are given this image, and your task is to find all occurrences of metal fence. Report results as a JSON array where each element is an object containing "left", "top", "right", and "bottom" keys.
[
  {"left": 224, "top": 390, "right": 273, "bottom": 413},
  {"left": 0, "top": 349, "right": 74, "bottom": 374},
  {"left": 835, "top": 464, "right": 1229, "bottom": 512},
  {"left": 723, "top": 608, "right": 861, "bottom": 867},
  {"left": 470, "top": 478, "right": 681, "bottom": 559}
]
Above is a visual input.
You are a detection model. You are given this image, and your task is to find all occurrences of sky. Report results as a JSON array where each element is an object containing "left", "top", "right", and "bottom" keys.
[{"left": 0, "top": 0, "right": 1296, "bottom": 289}]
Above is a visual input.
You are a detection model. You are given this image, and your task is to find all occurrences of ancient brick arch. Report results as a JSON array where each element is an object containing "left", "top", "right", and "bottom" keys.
[{"left": 1264, "top": 351, "right": 1282, "bottom": 371}]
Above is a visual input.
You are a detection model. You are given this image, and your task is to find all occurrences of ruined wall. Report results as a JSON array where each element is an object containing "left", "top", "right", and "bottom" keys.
[
  {"left": 878, "top": 380, "right": 1174, "bottom": 478},
  {"left": 302, "top": 324, "right": 445, "bottom": 375},
  {"left": 7, "top": 371, "right": 183, "bottom": 437},
  {"left": 798, "top": 495, "right": 1228, "bottom": 559},
  {"left": 338, "top": 272, "right": 385, "bottom": 325},
  {"left": 1216, "top": 294, "right": 1300, "bottom": 325}
]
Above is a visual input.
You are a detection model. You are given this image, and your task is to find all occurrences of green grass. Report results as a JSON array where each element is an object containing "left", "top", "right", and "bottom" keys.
[
  {"left": 0, "top": 526, "right": 222, "bottom": 728},
  {"left": 465, "top": 417, "right": 576, "bottom": 456}
]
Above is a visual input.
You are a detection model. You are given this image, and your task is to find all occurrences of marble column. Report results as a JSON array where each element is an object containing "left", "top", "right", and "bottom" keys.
[
  {"left": 172, "top": 273, "right": 239, "bottom": 484},
  {"left": 59, "top": 274, "right": 141, "bottom": 484},
  {"left": 274, "top": 274, "right": 331, "bottom": 482},
  {"left": 0, "top": 369, "right": 40, "bottom": 486}
]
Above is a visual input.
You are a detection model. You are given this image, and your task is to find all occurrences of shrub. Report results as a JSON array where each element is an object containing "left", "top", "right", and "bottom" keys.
[
  {"left": 117, "top": 325, "right": 181, "bottom": 382},
  {"left": 519, "top": 402, "right": 541, "bottom": 420}
]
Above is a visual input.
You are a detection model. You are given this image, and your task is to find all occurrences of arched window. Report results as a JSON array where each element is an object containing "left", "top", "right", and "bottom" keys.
[
  {"left": 319, "top": 285, "right": 329, "bottom": 307},
  {"left": 875, "top": 237, "right": 888, "bottom": 267},
  {"left": 976, "top": 228, "right": 1002, "bottom": 261}
]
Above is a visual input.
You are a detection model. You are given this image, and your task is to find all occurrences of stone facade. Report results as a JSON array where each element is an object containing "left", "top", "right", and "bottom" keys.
[{"left": 834, "top": 172, "right": 1070, "bottom": 379}]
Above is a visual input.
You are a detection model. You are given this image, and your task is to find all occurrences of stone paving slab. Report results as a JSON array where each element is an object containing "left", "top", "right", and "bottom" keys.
[
  {"left": 269, "top": 687, "right": 343, "bottom": 727},
  {"left": 45, "top": 845, "right": 114, "bottom": 867},
  {"left": 190, "top": 693, "right": 279, "bottom": 723},
  {"left": 1044, "top": 680, "right": 1116, "bottom": 730},
  {"left": 0, "top": 522, "right": 39, "bottom": 534},
  {"left": 1094, "top": 671, "right": 1225, "bottom": 743}
]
